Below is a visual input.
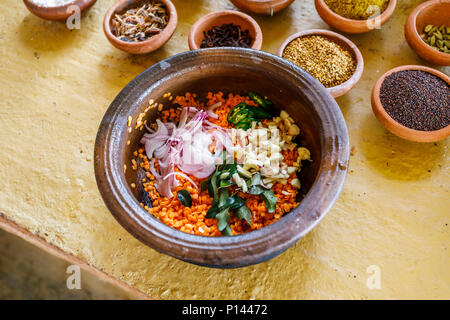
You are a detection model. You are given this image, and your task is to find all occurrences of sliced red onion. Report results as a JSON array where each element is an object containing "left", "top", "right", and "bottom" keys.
[
  {"left": 142, "top": 107, "right": 230, "bottom": 197},
  {"left": 207, "top": 110, "right": 219, "bottom": 119},
  {"left": 141, "top": 119, "right": 167, "bottom": 140},
  {"left": 149, "top": 158, "right": 161, "bottom": 179},
  {"left": 163, "top": 171, "right": 199, "bottom": 190},
  {"left": 156, "top": 165, "right": 174, "bottom": 198},
  {"left": 208, "top": 102, "right": 222, "bottom": 111},
  {"left": 178, "top": 162, "right": 216, "bottom": 179}
]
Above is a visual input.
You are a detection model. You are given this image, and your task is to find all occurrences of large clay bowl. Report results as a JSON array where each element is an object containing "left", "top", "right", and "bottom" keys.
[
  {"left": 229, "top": 0, "right": 295, "bottom": 15},
  {"left": 94, "top": 48, "right": 349, "bottom": 268},
  {"left": 23, "top": 0, "right": 97, "bottom": 21},
  {"left": 103, "top": 0, "right": 177, "bottom": 54},
  {"left": 371, "top": 65, "right": 450, "bottom": 142},
  {"left": 314, "top": 0, "right": 397, "bottom": 34},
  {"left": 405, "top": 0, "right": 450, "bottom": 66}
]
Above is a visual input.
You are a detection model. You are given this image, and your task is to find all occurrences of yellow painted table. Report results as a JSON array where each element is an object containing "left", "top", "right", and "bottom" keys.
[{"left": 0, "top": 0, "right": 449, "bottom": 299}]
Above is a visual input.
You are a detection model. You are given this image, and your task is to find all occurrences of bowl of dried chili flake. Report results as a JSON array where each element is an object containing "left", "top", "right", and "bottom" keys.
[
  {"left": 188, "top": 10, "right": 263, "bottom": 50},
  {"left": 371, "top": 65, "right": 450, "bottom": 142},
  {"left": 103, "top": 0, "right": 177, "bottom": 54}
]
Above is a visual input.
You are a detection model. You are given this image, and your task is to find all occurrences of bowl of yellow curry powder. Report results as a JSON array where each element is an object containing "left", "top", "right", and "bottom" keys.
[{"left": 315, "top": 0, "right": 397, "bottom": 34}]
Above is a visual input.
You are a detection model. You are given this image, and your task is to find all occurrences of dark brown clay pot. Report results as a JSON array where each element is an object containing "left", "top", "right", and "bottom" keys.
[
  {"left": 404, "top": 0, "right": 450, "bottom": 66},
  {"left": 103, "top": 0, "right": 177, "bottom": 54},
  {"left": 94, "top": 48, "right": 349, "bottom": 268},
  {"left": 23, "top": 0, "right": 97, "bottom": 21}
]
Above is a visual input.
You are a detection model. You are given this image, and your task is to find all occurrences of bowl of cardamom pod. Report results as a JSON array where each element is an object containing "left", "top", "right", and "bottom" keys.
[
  {"left": 405, "top": 0, "right": 450, "bottom": 66},
  {"left": 314, "top": 0, "right": 397, "bottom": 34}
]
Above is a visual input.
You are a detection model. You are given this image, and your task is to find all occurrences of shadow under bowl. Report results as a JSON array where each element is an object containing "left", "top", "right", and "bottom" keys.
[
  {"left": 404, "top": 0, "right": 450, "bottom": 66},
  {"left": 94, "top": 48, "right": 349, "bottom": 268},
  {"left": 103, "top": 0, "right": 177, "bottom": 54}
]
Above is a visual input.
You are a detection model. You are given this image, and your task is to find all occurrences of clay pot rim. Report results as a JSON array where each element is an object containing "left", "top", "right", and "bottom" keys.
[
  {"left": 94, "top": 48, "right": 349, "bottom": 268},
  {"left": 371, "top": 65, "right": 450, "bottom": 142},
  {"left": 103, "top": 0, "right": 177, "bottom": 53},
  {"left": 276, "top": 29, "right": 364, "bottom": 98},
  {"left": 188, "top": 10, "right": 263, "bottom": 50},
  {"left": 404, "top": 0, "right": 450, "bottom": 66},
  {"left": 23, "top": 0, "right": 97, "bottom": 21}
]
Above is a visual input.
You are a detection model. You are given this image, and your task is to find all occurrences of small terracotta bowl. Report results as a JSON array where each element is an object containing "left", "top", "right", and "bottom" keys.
[
  {"left": 314, "top": 0, "right": 397, "bottom": 34},
  {"left": 188, "top": 10, "right": 263, "bottom": 50},
  {"left": 405, "top": 0, "right": 450, "bottom": 66},
  {"left": 23, "top": 0, "right": 97, "bottom": 21},
  {"left": 229, "top": 0, "right": 295, "bottom": 16},
  {"left": 94, "top": 48, "right": 349, "bottom": 268},
  {"left": 103, "top": 0, "right": 177, "bottom": 54},
  {"left": 277, "top": 29, "right": 364, "bottom": 98},
  {"left": 371, "top": 65, "right": 450, "bottom": 142}
]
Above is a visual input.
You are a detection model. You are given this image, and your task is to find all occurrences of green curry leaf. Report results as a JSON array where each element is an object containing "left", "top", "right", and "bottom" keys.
[
  {"left": 177, "top": 189, "right": 192, "bottom": 207},
  {"left": 261, "top": 189, "right": 277, "bottom": 213},
  {"left": 236, "top": 205, "right": 252, "bottom": 226}
]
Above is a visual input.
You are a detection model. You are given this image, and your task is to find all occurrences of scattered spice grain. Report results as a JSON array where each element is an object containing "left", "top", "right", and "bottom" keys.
[
  {"left": 200, "top": 24, "right": 253, "bottom": 48},
  {"left": 380, "top": 70, "right": 450, "bottom": 131},
  {"left": 324, "top": 0, "right": 389, "bottom": 20},
  {"left": 282, "top": 35, "right": 356, "bottom": 88}
]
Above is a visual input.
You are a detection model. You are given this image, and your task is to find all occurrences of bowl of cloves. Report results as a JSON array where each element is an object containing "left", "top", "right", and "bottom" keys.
[{"left": 188, "top": 10, "right": 263, "bottom": 50}]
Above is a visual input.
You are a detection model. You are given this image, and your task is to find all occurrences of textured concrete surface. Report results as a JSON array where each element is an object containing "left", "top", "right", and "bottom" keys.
[
  {"left": 0, "top": 228, "right": 139, "bottom": 299},
  {"left": 0, "top": 0, "right": 448, "bottom": 299}
]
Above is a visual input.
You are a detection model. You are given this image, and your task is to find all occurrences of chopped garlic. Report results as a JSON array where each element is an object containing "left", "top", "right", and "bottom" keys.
[
  {"left": 232, "top": 172, "right": 248, "bottom": 193},
  {"left": 297, "top": 147, "right": 311, "bottom": 161},
  {"left": 220, "top": 172, "right": 230, "bottom": 180},
  {"left": 237, "top": 166, "right": 252, "bottom": 179},
  {"left": 291, "top": 178, "right": 301, "bottom": 189}
]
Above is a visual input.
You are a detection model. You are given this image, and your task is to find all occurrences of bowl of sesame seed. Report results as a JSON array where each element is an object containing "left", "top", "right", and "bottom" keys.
[{"left": 277, "top": 29, "right": 364, "bottom": 98}]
